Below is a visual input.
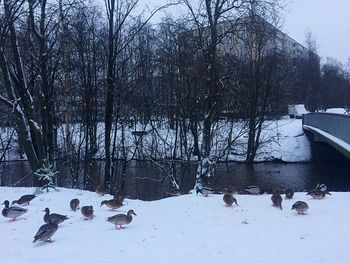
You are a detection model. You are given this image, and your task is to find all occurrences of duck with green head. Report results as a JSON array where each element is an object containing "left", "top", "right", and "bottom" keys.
[
  {"left": 1, "top": 200, "right": 27, "bottom": 221},
  {"left": 43, "top": 208, "right": 69, "bottom": 224}
]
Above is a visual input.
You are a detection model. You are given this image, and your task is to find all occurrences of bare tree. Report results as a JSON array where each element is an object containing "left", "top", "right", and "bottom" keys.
[
  {"left": 0, "top": 0, "right": 48, "bottom": 186},
  {"left": 103, "top": 0, "right": 177, "bottom": 191},
  {"left": 229, "top": 1, "right": 288, "bottom": 162},
  {"left": 182, "top": 0, "right": 249, "bottom": 191}
]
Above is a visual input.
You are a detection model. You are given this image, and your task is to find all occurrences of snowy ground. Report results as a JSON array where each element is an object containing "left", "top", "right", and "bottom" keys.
[
  {"left": 1, "top": 117, "right": 311, "bottom": 163},
  {"left": 1, "top": 187, "right": 349, "bottom": 263}
]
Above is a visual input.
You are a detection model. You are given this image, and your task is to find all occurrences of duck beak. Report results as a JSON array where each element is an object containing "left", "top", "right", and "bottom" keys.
[{"left": 133, "top": 212, "right": 137, "bottom": 216}]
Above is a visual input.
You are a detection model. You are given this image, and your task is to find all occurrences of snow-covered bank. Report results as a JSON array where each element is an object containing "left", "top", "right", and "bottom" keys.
[
  {"left": 1, "top": 118, "right": 311, "bottom": 163},
  {"left": 1, "top": 187, "right": 348, "bottom": 263},
  {"left": 248, "top": 118, "right": 311, "bottom": 162}
]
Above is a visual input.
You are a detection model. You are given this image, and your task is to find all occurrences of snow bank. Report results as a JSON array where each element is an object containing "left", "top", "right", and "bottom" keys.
[
  {"left": 1, "top": 187, "right": 348, "bottom": 263},
  {"left": 1, "top": 118, "right": 312, "bottom": 163}
]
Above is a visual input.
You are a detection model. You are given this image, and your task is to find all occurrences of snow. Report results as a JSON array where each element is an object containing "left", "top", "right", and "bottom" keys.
[
  {"left": 303, "top": 125, "right": 350, "bottom": 152},
  {"left": 254, "top": 118, "right": 311, "bottom": 162},
  {"left": 1, "top": 118, "right": 312, "bottom": 163},
  {"left": 1, "top": 187, "right": 349, "bottom": 263},
  {"left": 288, "top": 104, "right": 309, "bottom": 118},
  {"left": 325, "top": 108, "right": 348, "bottom": 115}
]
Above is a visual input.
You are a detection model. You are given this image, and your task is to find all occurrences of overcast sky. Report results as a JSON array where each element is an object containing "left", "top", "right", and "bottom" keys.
[{"left": 284, "top": 0, "right": 350, "bottom": 65}]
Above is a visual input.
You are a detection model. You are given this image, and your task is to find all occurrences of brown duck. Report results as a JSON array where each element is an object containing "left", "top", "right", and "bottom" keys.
[
  {"left": 95, "top": 186, "right": 105, "bottom": 196},
  {"left": 33, "top": 222, "right": 58, "bottom": 243},
  {"left": 285, "top": 188, "right": 294, "bottom": 199},
  {"left": 223, "top": 193, "right": 238, "bottom": 206},
  {"left": 70, "top": 198, "right": 80, "bottom": 212},
  {"left": 100, "top": 199, "right": 124, "bottom": 211},
  {"left": 292, "top": 201, "right": 309, "bottom": 215},
  {"left": 106, "top": 209, "right": 137, "bottom": 229},
  {"left": 81, "top": 205, "right": 94, "bottom": 220},
  {"left": 271, "top": 193, "right": 282, "bottom": 210},
  {"left": 12, "top": 194, "right": 36, "bottom": 206},
  {"left": 113, "top": 192, "right": 126, "bottom": 204}
]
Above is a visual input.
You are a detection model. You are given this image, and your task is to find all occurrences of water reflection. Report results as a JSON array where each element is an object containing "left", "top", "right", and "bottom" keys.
[{"left": 1, "top": 160, "right": 350, "bottom": 200}]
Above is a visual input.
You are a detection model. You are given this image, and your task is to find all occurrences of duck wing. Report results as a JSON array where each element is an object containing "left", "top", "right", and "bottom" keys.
[{"left": 6, "top": 206, "right": 27, "bottom": 218}]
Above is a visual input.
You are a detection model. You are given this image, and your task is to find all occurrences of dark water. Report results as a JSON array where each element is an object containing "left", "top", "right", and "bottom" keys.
[{"left": 1, "top": 160, "right": 350, "bottom": 200}]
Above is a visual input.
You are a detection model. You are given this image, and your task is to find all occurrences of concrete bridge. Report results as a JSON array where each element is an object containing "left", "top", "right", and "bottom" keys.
[{"left": 303, "top": 113, "right": 350, "bottom": 160}]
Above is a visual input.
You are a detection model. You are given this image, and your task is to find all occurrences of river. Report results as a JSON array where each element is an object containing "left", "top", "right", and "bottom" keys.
[{"left": 1, "top": 160, "right": 350, "bottom": 200}]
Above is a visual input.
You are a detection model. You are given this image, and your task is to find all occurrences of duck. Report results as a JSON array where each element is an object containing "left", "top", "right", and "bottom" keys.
[
  {"left": 291, "top": 201, "right": 309, "bottom": 215},
  {"left": 196, "top": 187, "right": 214, "bottom": 197},
  {"left": 70, "top": 198, "right": 80, "bottom": 212},
  {"left": 285, "top": 188, "right": 294, "bottom": 199},
  {"left": 100, "top": 199, "right": 124, "bottom": 211},
  {"left": 33, "top": 222, "right": 58, "bottom": 243},
  {"left": 1, "top": 200, "right": 27, "bottom": 221},
  {"left": 113, "top": 192, "right": 126, "bottom": 203},
  {"left": 11, "top": 194, "right": 36, "bottom": 206},
  {"left": 81, "top": 205, "right": 94, "bottom": 220},
  {"left": 106, "top": 209, "right": 137, "bottom": 229},
  {"left": 306, "top": 189, "right": 327, "bottom": 199},
  {"left": 271, "top": 193, "right": 282, "bottom": 210},
  {"left": 43, "top": 208, "right": 69, "bottom": 224},
  {"left": 310, "top": 183, "right": 331, "bottom": 195},
  {"left": 240, "top": 185, "right": 271, "bottom": 195},
  {"left": 223, "top": 193, "right": 238, "bottom": 206},
  {"left": 165, "top": 189, "right": 183, "bottom": 197},
  {"left": 95, "top": 186, "right": 105, "bottom": 196},
  {"left": 316, "top": 183, "right": 327, "bottom": 192}
]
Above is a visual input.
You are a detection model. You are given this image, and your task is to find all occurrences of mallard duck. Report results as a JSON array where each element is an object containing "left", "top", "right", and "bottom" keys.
[
  {"left": 306, "top": 189, "right": 326, "bottom": 199},
  {"left": 196, "top": 187, "right": 214, "bottom": 197},
  {"left": 43, "top": 208, "right": 69, "bottom": 224},
  {"left": 1, "top": 200, "right": 27, "bottom": 221},
  {"left": 271, "top": 193, "right": 282, "bottom": 210},
  {"left": 81, "top": 205, "right": 94, "bottom": 220},
  {"left": 11, "top": 194, "right": 36, "bottom": 206},
  {"left": 165, "top": 190, "right": 183, "bottom": 197},
  {"left": 285, "top": 188, "right": 294, "bottom": 199},
  {"left": 106, "top": 209, "right": 137, "bottom": 229},
  {"left": 95, "top": 186, "right": 105, "bottom": 196},
  {"left": 100, "top": 199, "right": 123, "bottom": 211},
  {"left": 309, "top": 183, "right": 331, "bottom": 195},
  {"left": 70, "top": 198, "right": 80, "bottom": 212},
  {"left": 33, "top": 222, "right": 58, "bottom": 243},
  {"left": 291, "top": 201, "right": 309, "bottom": 215},
  {"left": 316, "top": 183, "right": 327, "bottom": 192},
  {"left": 223, "top": 193, "right": 238, "bottom": 206},
  {"left": 240, "top": 185, "right": 268, "bottom": 195}
]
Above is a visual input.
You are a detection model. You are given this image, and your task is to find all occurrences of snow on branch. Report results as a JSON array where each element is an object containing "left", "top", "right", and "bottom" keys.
[{"left": 34, "top": 158, "right": 59, "bottom": 193}]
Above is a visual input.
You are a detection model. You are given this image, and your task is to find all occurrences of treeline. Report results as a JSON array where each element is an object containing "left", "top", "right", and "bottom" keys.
[{"left": 0, "top": 0, "right": 348, "bottom": 192}]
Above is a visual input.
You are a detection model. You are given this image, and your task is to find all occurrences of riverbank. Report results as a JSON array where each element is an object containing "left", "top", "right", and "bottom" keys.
[
  {"left": 1, "top": 117, "right": 311, "bottom": 163},
  {"left": 1, "top": 187, "right": 348, "bottom": 263}
]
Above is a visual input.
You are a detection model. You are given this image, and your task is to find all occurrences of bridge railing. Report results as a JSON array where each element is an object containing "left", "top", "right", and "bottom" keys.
[{"left": 303, "top": 113, "right": 350, "bottom": 144}]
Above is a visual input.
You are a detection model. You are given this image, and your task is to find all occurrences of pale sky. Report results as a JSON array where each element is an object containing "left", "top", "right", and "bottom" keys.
[{"left": 284, "top": 0, "right": 350, "bottom": 65}]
